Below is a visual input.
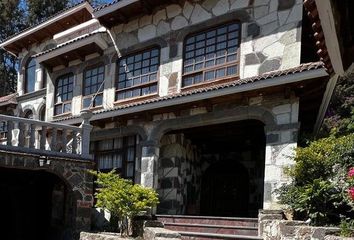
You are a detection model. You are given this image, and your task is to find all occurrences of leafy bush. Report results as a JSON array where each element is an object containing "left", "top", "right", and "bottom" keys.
[
  {"left": 277, "top": 134, "right": 354, "bottom": 226},
  {"left": 340, "top": 219, "right": 354, "bottom": 237},
  {"left": 91, "top": 170, "right": 159, "bottom": 236}
]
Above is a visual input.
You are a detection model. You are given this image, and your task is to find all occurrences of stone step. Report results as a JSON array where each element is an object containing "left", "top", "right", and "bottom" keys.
[
  {"left": 179, "top": 231, "right": 263, "bottom": 240},
  {"left": 164, "top": 222, "right": 258, "bottom": 236},
  {"left": 157, "top": 215, "right": 258, "bottom": 228}
]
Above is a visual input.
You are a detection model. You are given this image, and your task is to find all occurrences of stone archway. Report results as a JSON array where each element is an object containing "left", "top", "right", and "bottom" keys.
[{"left": 0, "top": 151, "right": 94, "bottom": 238}]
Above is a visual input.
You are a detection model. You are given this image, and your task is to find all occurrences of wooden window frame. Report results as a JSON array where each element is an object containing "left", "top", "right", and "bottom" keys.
[
  {"left": 92, "top": 135, "right": 137, "bottom": 181},
  {"left": 115, "top": 47, "right": 160, "bottom": 102},
  {"left": 54, "top": 73, "right": 74, "bottom": 116},
  {"left": 182, "top": 21, "right": 241, "bottom": 88},
  {"left": 82, "top": 64, "right": 105, "bottom": 109}
]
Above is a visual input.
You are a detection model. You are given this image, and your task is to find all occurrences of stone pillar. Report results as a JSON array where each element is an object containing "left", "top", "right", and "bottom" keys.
[
  {"left": 263, "top": 122, "right": 300, "bottom": 210},
  {"left": 80, "top": 109, "right": 93, "bottom": 159},
  {"left": 140, "top": 140, "right": 160, "bottom": 189}
]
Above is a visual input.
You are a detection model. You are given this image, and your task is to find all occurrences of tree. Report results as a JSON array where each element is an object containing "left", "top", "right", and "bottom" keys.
[{"left": 91, "top": 170, "right": 159, "bottom": 236}]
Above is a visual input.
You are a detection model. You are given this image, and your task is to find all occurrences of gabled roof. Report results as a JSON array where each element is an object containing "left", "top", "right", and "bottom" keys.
[{"left": 0, "top": 1, "right": 94, "bottom": 56}]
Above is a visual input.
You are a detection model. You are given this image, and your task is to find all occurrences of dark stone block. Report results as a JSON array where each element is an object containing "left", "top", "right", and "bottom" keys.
[
  {"left": 74, "top": 190, "right": 83, "bottom": 200},
  {"left": 256, "top": 52, "right": 267, "bottom": 63},
  {"left": 278, "top": 0, "right": 295, "bottom": 10},
  {"left": 175, "top": 157, "right": 181, "bottom": 167},
  {"left": 267, "top": 133, "right": 279, "bottom": 143},
  {"left": 84, "top": 195, "right": 92, "bottom": 202},
  {"left": 169, "top": 44, "right": 178, "bottom": 58},
  {"left": 160, "top": 178, "right": 173, "bottom": 189},
  {"left": 247, "top": 23, "right": 260, "bottom": 37},
  {"left": 77, "top": 207, "right": 91, "bottom": 218},
  {"left": 174, "top": 178, "right": 180, "bottom": 188},
  {"left": 54, "top": 164, "right": 65, "bottom": 175},
  {"left": 259, "top": 59, "right": 281, "bottom": 74},
  {"left": 245, "top": 53, "right": 260, "bottom": 65},
  {"left": 161, "top": 157, "right": 174, "bottom": 168},
  {"left": 69, "top": 173, "right": 83, "bottom": 187}
]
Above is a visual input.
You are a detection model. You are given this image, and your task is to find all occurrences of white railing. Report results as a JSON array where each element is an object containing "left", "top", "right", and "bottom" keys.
[{"left": 0, "top": 110, "right": 93, "bottom": 160}]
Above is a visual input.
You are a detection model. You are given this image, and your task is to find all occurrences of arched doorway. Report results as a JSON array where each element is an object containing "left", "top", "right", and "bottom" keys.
[
  {"left": 0, "top": 167, "right": 74, "bottom": 240},
  {"left": 157, "top": 120, "right": 265, "bottom": 217},
  {"left": 201, "top": 160, "right": 249, "bottom": 217}
]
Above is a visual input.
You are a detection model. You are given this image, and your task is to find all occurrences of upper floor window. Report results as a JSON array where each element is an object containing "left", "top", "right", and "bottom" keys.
[
  {"left": 83, "top": 65, "right": 104, "bottom": 109},
  {"left": 116, "top": 48, "right": 159, "bottom": 101},
  {"left": 54, "top": 74, "right": 73, "bottom": 116},
  {"left": 182, "top": 22, "right": 240, "bottom": 87},
  {"left": 25, "top": 58, "right": 36, "bottom": 93},
  {"left": 91, "top": 135, "right": 137, "bottom": 181}
]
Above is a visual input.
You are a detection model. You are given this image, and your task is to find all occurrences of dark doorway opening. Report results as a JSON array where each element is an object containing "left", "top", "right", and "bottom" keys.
[
  {"left": 158, "top": 120, "right": 265, "bottom": 217},
  {"left": 0, "top": 167, "right": 73, "bottom": 240},
  {"left": 201, "top": 160, "right": 249, "bottom": 217}
]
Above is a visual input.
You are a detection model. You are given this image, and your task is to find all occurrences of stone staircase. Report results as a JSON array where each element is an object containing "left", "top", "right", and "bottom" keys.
[{"left": 156, "top": 215, "right": 263, "bottom": 240}]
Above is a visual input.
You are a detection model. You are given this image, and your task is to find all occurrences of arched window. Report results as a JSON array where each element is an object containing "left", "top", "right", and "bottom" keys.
[
  {"left": 54, "top": 74, "right": 74, "bottom": 115},
  {"left": 24, "top": 110, "right": 34, "bottom": 119},
  {"left": 39, "top": 106, "right": 46, "bottom": 121},
  {"left": 25, "top": 58, "right": 36, "bottom": 93}
]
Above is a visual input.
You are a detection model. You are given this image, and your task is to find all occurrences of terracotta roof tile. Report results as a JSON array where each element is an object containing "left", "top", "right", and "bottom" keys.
[
  {"left": 94, "top": 0, "right": 122, "bottom": 12},
  {"left": 0, "top": 93, "right": 17, "bottom": 106},
  {"left": 304, "top": 0, "right": 333, "bottom": 74},
  {"left": 32, "top": 31, "right": 106, "bottom": 58},
  {"left": 53, "top": 61, "right": 324, "bottom": 122}
]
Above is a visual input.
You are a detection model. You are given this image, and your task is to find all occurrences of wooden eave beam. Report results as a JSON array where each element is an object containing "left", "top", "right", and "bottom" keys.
[{"left": 140, "top": 0, "right": 153, "bottom": 14}]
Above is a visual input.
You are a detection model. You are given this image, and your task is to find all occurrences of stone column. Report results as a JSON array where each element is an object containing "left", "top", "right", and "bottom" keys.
[
  {"left": 80, "top": 109, "right": 93, "bottom": 159},
  {"left": 140, "top": 140, "right": 160, "bottom": 189},
  {"left": 263, "top": 123, "right": 300, "bottom": 210}
]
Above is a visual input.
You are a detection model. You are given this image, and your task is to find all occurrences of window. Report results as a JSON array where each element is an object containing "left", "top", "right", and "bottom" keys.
[
  {"left": 25, "top": 58, "right": 36, "bottom": 93},
  {"left": 0, "top": 121, "right": 7, "bottom": 139},
  {"left": 182, "top": 22, "right": 240, "bottom": 87},
  {"left": 54, "top": 74, "right": 74, "bottom": 115},
  {"left": 91, "top": 135, "right": 137, "bottom": 181},
  {"left": 83, "top": 65, "right": 104, "bottom": 109},
  {"left": 116, "top": 48, "right": 159, "bottom": 101}
]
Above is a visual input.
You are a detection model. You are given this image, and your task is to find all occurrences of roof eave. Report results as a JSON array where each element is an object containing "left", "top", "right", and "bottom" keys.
[
  {"left": 54, "top": 65, "right": 328, "bottom": 125},
  {"left": 0, "top": 2, "right": 94, "bottom": 52},
  {"left": 93, "top": 0, "right": 139, "bottom": 19}
]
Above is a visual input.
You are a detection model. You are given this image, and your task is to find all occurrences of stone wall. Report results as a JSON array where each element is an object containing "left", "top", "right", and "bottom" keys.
[
  {"left": 157, "top": 133, "right": 201, "bottom": 215},
  {"left": 0, "top": 149, "right": 94, "bottom": 233},
  {"left": 14, "top": 0, "right": 304, "bottom": 122},
  {"left": 259, "top": 210, "right": 342, "bottom": 240}
]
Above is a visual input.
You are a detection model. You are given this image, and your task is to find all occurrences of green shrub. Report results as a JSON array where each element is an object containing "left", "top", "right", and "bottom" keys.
[
  {"left": 90, "top": 170, "right": 159, "bottom": 236},
  {"left": 277, "top": 133, "right": 354, "bottom": 226},
  {"left": 340, "top": 219, "right": 354, "bottom": 237}
]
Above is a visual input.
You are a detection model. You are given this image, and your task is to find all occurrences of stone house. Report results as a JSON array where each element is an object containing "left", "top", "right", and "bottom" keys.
[{"left": 0, "top": 0, "right": 339, "bottom": 239}]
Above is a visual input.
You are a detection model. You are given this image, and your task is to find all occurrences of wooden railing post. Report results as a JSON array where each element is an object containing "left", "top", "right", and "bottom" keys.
[{"left": 79, "top": 109, "right": 93, "bottom": 159}]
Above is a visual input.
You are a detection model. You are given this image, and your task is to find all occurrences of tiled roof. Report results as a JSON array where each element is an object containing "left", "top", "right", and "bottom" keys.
[
  {"left": 0, "top": 1, "right": 91, "bottom": 44},
  {"left": 32, "top": 31, "right": 106, "bottom": 58},
  {"left": 93, "top": 0, "right": 122, "bottom": 12},
  {"left": 0, "top": 93, "right": 17, "bottom": 107},
  {"left": 304, "top": 0, "right": 333, "bottom": 74},
  {"left": 53, "top": 61, "right": 324, "bottom": 122}
]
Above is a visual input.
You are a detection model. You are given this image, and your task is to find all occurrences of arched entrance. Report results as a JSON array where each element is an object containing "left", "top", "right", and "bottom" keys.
[
  {"left": 157, "top": 120, "right": 265, "bottom": 217},
  {"left": 201, "top": 161, "right": 249, "bottom": 217},
  {"left": 0, "top": 167, "right": 74, "bottom": 240}
]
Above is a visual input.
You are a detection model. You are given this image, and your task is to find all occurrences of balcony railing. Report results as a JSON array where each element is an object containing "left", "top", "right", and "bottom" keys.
[{"left": 0, "top": 110, "right": 93, "bottom": 160}]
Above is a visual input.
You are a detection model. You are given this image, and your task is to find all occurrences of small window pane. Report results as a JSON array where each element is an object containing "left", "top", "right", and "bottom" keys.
[
  {"left": 227, "top": 65, "right": 238, "bottom": 75},
  {"left": 216, "top": 68, "right": 226, "bottom": 78},
  {"left": 205, "top": 71, "right": 215, "bottom": 81}
]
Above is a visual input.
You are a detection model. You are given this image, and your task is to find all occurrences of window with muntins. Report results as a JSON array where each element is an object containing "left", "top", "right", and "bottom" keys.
[
  {"left": 91, "top": 135, "right": 136, "bottom": 181},
  {"left": 54, "top": 74, "right": 74, "bottom": 115},
  {"left": 83, "top": 65, "right": 104, "bottom": 109},
  {"left": 25, "top": 58, "right": 36, "bottom": 93},
  {"left": 116, "top": 48, "right": 159, "bottom": 101},
  {"left": 182, "top": 22, "right": 240, "bottom": 87}
]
